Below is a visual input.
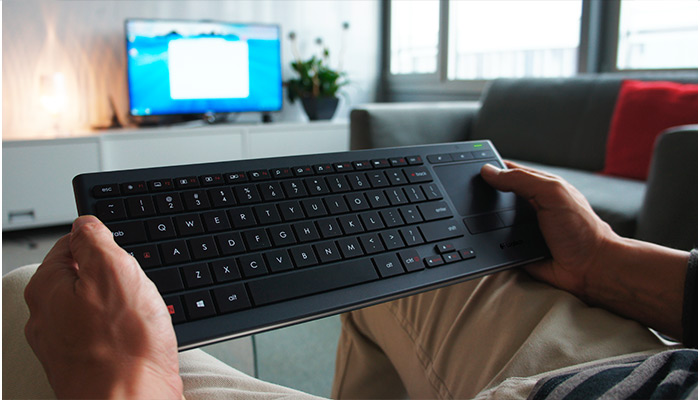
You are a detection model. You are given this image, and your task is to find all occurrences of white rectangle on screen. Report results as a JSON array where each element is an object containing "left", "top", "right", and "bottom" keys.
[{"left": 168, "top": 38, "right": 250, "bottom": 100}]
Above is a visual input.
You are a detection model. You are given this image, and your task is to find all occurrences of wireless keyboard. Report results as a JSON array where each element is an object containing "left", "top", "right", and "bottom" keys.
[{"left": 72, "top": 140, "right": 548, "bottom": 350}]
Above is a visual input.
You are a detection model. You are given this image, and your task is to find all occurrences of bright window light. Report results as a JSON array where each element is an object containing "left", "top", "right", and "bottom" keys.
[
  {"left": 447, "top": 0, "right": 582, "bottom": 80},
  {"left": 390, "top": 0, "right": 440, "bottom": 75},
  {"left": 617, "top": 0, "right": 698, "bottom": 70}
]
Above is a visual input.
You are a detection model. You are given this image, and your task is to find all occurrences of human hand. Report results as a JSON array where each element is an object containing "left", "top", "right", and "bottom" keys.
[
  {"left": 24, "top": 215, "right": 183, "bottom": 399},
  {"left": 480, "top": 161, "right": 617, "bottom": 299}
]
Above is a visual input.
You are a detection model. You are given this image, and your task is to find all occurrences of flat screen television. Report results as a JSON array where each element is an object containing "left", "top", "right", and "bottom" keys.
[{"left": 125, "top": 19, "right": 282, "bottom": 118}]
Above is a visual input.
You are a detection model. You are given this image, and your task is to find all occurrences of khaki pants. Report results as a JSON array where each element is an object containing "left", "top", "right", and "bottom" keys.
[{"left": 3, "top": 265, "right": 667, "bottom": 399}]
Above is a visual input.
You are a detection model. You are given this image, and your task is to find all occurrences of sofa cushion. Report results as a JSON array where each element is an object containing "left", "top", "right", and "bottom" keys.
[
  {"left": 602, "top": 80, "right": 698, "bottom": 181},
  {"left": 515, "top": 160, "right": 645, "bottom": 238}
]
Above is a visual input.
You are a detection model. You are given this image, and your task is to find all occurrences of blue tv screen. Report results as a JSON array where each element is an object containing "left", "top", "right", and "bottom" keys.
[{"left": 126, "top": 19, "right": 282, "bottom": 116}]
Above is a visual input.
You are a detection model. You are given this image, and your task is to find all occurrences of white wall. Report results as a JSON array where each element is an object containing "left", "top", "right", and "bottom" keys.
[{"left": 2, "top": 0, "right": 381, "bottom": 140}]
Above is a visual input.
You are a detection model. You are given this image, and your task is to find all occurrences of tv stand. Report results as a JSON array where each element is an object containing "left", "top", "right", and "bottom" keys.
[{"left": 131, "top": 114, "right": 202, "bottom": 127}]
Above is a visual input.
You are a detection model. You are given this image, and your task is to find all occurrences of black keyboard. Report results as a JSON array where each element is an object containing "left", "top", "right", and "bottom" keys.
[{"left": 72, "top": 140, "right": 548, "bottom": 350}]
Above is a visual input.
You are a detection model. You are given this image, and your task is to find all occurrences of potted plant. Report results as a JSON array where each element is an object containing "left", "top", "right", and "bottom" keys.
[{"left": 286, "top": 23, "right": 349, "bottom": 120}]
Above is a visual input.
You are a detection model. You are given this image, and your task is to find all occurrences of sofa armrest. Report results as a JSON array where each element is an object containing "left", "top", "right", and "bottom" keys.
[
  {"left": 635, "top": 125, "right": 698, "bottom": 250},
  {"left": 350, "top": 102, "right": 480, "bottom": 150}
]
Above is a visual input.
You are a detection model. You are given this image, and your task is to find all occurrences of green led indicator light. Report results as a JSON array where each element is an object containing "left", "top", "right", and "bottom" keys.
[{"left": 474, "top": 143, "right": 483, "bottom": 148}]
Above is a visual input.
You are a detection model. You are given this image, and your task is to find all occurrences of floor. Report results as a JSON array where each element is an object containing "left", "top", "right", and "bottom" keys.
[{"left": 3, "top": 225, "right": 340, "bottom": 398}]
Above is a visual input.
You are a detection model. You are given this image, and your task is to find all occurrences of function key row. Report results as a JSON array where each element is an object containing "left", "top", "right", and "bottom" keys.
[
  {"left": 427, "top": 150, "right": 495, "bottom": 164},
  {"left": 92, "top": 156, "right": 424, "bottom": 198}
]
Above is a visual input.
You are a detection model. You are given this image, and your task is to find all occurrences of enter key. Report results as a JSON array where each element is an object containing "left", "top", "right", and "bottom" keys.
[{"left": 418, "top": 201, "right": 453, "bottom": 221}]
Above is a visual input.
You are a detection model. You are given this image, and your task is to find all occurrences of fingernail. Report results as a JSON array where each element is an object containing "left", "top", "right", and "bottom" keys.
[{"left": 481, "top": 163, "right": 501, "bottom": 178}]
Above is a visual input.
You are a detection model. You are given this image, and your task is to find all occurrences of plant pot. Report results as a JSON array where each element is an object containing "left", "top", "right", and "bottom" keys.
[{"left": 301, "top": 96, "right": 339, "bottom": 120}]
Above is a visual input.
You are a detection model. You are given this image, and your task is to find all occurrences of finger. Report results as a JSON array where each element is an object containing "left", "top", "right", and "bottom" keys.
[
  {"left": 503, "top": 161, "right": 561, "bottom": 180},
  {"left": 481, "top": 163, "right": 560, "bottom": 202},
  {"left": 25, "top": 234, "right": 77, "bottom": 310},
  {"left": 69, "top": 216, "right": 139, "bottom": 282}
]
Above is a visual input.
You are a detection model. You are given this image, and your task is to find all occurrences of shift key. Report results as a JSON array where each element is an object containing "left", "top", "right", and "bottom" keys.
[{"left": 419, "top": 219, "right": 464, "bottom": 242}]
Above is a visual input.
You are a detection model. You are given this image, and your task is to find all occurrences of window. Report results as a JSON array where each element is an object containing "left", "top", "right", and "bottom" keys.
[
  {"left": 390, "top": 0, "right": 440, "bottom": 74},
  {"left": 447, "top": 0, "right": 582, "bottom": 79},
  {"left": 616, "top": 0, "right": 698, "bottom": 70}
]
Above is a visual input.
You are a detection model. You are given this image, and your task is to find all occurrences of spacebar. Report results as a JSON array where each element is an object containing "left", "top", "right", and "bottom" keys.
[{"left": 247, "top": 259, "right": 380, "bottom": 306}]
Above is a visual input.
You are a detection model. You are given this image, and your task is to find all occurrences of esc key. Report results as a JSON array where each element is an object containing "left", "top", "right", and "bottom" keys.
[{"left": 92, "top": 184, "right": 120, "bottom": 198}]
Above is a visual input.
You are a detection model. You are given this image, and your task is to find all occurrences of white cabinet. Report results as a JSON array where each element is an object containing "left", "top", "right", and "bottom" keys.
[{"left": 3, "top": 121, "right": 349, "bottom": 230}]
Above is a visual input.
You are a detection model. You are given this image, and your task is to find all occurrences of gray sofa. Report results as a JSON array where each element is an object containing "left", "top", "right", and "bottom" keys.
[{"left": 351, "top": 75, "right": 698, "bottom": 251}]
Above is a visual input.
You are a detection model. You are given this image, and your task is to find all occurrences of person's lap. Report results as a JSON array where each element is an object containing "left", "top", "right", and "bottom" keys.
[{"left": 3, "top": 264, "right": 668, "bottom": 399}]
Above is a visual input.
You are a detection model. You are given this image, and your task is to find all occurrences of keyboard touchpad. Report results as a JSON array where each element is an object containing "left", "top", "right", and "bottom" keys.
[{"left": 434, "top": 162, "right": 518, "bottom": 216}]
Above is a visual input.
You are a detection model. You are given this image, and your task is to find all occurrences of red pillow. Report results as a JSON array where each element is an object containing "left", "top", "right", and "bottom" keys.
[{"left": 602, "top": 80, "right": 698, "bottom": 180}]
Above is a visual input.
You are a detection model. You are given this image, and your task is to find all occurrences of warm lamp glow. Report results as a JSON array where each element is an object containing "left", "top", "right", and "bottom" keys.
[{"left": 40, "top": 73, "right": 66, "bottom": 115}]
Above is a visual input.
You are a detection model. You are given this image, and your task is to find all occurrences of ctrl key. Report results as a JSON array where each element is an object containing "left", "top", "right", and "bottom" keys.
[
  {"left": 163, "top": 295, "right": 187, "bottom": 324},
  {"left": 183, "top": 290, "right": 216, "bottom": 321}
]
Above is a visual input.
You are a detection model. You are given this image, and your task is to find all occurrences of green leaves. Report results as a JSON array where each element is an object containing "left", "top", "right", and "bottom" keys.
[{"left": 286, "top": 55, "right": 348, "bottom": 103}]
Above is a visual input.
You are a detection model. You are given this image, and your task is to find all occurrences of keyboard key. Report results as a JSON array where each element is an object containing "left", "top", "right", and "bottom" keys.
[
  {"left": 202, "top": 210, "right": 231, "bottom": 232},
  {"left": 324, "top": 195, "right": 350, "bottom": 215},
  {"left": 399, "top": 226, "right": 424, "bottom": 246},
  {"left": 107, "top": 221, "right": 147, "bottom": 246},
  {"left": 264, "top": 249, "right": 295, "bottom": 272},
  {"left": 125, "top": 244, "right": 162, "bottom": 269},
  {"left": 126, "top": 196, "right": 156, "bottom": 218},
  {"left": 399, "top": 205, "right": 423, "bottom": 224},
  {"left": 337, "top": 237, "right": 364, "bottom": 258},
  {"left": 389, "top": 157, "right": 408, "bottom": 167},
  {"left": 359, "top": 233, "right": 384, "bottom": 254},
  {"left": 398, "top": 249, "right": 424, "bottom": 272},
  {"left": 208, "top": 187, "right": 236, "bottom": 208},
  {"left": 228, "top": 207, "right": 257, "bottom": 229},
  {"left": 270, "top": 167, "right": 293, "bottom": 179},
  {"left": 225, "top": 172, "right": 248, "bottom": 184},
  {"left": 346, "top": 193, "right": 370, "bottom": 211},
  {"left": 154, "top": 193, "right": 184, "bottom": 214},
  {"left": 259, "top": 182, "right": 285, "bottom": 202},
  {"left": 292, "top": 165, "right": 314, "bottom": 176},
  {"left": 380, "top": 208, "right": 405, "bottom": 227},
  {"left": 418, "top": 201, "right": 452, "bottom": 221},
  {"left": 473, "top": 150, "right": 495, "bottom": 159},
  {"left": 386, "top": 188, "right": 409, "bottom": 206},
  {"left": 360, "top": 211, "right": 385, "bottom": 231},
  {"left": 419, "top": 219, "right": 464, "bottom": 242},
  {"left": 146, "top": 217, "right": 177, "bottom": 241},
  {"left": 367, "top": 172, "right": 390, "bottom": 188},
  {"left": 406, "top": 155, "right": 424, "bottom": 165},
  {"left": 93, "top": 183, "right": 120, "bottom": 198},
  {"left": 314, "top": 241, "right": 342, "bottom": 263},
  {"left": 247, "top": 258, "right": 379, "bottom": 306},
  {"left": 301, "top": 198, "right": 328, "bottom": 218},
  {"left": 173, "top": 214, "right": 204, "bottom": 236},
  {"left": 163, "top": 295, "right": 187, "bottom": 324},
  {"left": 199, "top": 174, "right": 224, "bottom": 186},
  {"left": 380, "top": 229, "right": 405, "bottom": 250},
  {"left": 253, "top": 204, "right": 282, "bottom": 225},
  {"left": 210, "top": 258, "right": 242, "bottom": 282},
  {"left": 459, "top": 248, "right": 476, "bottom": 260},
  {"left": 338, "top": 215, "right": 364, "bottom": 234},
  {"left": 234, "top": 185, "right": 262, "bottom": 204},
  {"left": 422, "top": 183, "right": 443, "bottom": 200},
  {"left": 327, "top": 175, "right": 351, "bottom": 193},
  {"left": 373, "top": 254, "right": 404, "bottom": 278},
  {"left": 444, "top": 252, "right": 461, "bottom": 263},
  {"left": 215, "top": 232, "right": 246, "bottom": 255},
  {"left": 314, "top": 164, "right": 334, "bottom": 174},
  {"left": 182, "top": 263, "right": 213, "bottom": 288},
  {"left": 352, "top": 160, "right": 371, "bottom": 170},
  {"left": 121, "top": 181, "right": 148, "bottom": 195},
  {"left": 96, "top": 199, "right": 127, "bottom": 222},
  {"left": 424, "top": 255, "right": 445, "bottom": 268},
  {"left": 148, "top": 179, "right": 173, "bottom": 192},
  {"left": 404, "top": 167, "right": 433, "bottom": 183},
  {"left": 146, "top": 268, "right": 184, "bottom": 293},
  {"left": 268, "top": 225, "right": 297, "bottom": 247},
  {"left": 366, "top": 190, "right": 390, "bottom": 208},
  {"left": 183, "top": 290, "right": 216, "bottom": 320},
  {"left": 281, "top": 180, "right": 308, "bottom": 198},
  {"left": 293, "top": 221, "right": 320, "bottom": 243},
  {"left": 278, "top": 201, "right": 305, "bottom": 221},
  {"left": 427, "top": 154, "right": 452, "bottom": 164},
  {"left": 317, "top": 217, "right": 343, "bottom": 239},
  {"left": 333, "top": 162, "right": 354, "bottom": 172},
  {"left": 248, "top": 170, "right": 271, "bottom": 181},
  {"left": 289, "top": 245, "right": 318, "bottom": 268},
  {"left": 403, "top": 185, "right": 427, "bottom": 203},
  {"left": 347, "top": 173, "right": 370, "bottom": 190},
  {"left": 450, "top": 152, "right": 474, "bottom": 161},
  {"left": 188, "top": 236, "right": 219, "bottom": 260},
  {"left": 160, "top": 240, "right": 191, "bottom": 265},
  {"left": 242, "top": 228, "right": 272, "bottom": 251},
  {"left": 213, "top": 283, "right": 252, "bottom": 314},
  {"left": 436, "top": 241, "right": 456, "bottom": 253},
  {"left": 371, "top": 159, "right": 390, "bottom": 168},
  {"left": 175, "top": 177, "right": 199, "bottom": 189},
  {"left": 386, "top": 170, "right": 408, "bottom": 185},
  {"left": 305, "top": 177, "right": 330, "bottom": 195},
  {"left": 238, "top": 253, "right": 269, "bottom": 277}
]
